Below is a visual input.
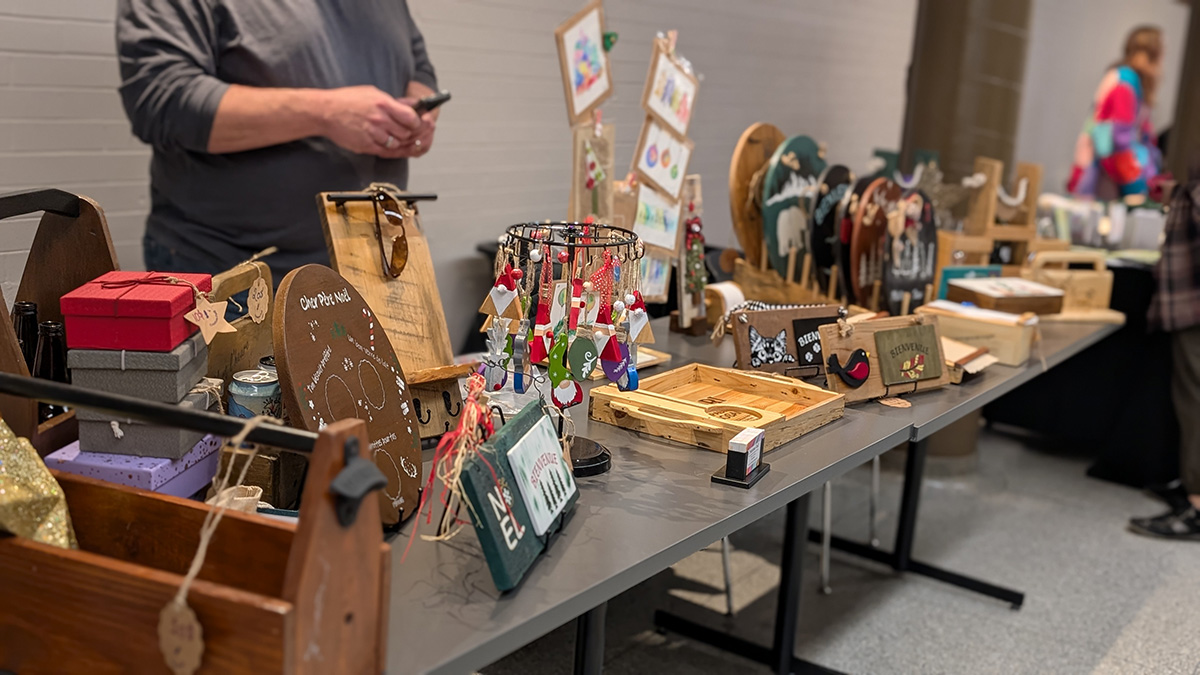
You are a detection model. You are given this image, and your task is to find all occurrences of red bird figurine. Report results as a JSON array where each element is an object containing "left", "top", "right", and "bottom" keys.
[{"left": 828, "top": 348, "right": 870, "bottom": 388}]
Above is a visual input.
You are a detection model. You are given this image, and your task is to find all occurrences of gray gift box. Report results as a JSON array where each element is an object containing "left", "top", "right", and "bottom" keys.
[
  {"left": 78, "top": 388, "right": 220, "bottom": 459},
  {"left": 68, "top": 332, "right": 207, "bottom": 403}
]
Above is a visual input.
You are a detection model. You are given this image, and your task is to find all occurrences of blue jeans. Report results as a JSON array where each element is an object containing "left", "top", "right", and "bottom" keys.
[{"left": 143, "top": 235, "right": 248, "bottom": 322}]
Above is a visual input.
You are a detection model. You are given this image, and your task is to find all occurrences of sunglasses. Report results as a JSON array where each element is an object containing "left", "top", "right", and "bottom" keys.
[{"left": 371, "top": 189, "right": 409, "bottom": 278}]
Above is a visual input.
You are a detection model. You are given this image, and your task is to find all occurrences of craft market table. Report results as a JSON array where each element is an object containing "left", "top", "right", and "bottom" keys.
[{"left": 388, "top": 317, "right": 1119, "bottom": 675}]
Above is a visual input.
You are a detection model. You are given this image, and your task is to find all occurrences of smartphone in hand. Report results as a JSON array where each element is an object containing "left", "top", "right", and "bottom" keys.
[{"left": 413, "top": 90, "right": 451, "bottom": 115}]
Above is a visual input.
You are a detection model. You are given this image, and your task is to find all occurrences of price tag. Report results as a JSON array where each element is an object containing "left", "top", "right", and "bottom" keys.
[
  {"left": 185, "top": 295, "right": 237, "bottom": 344},
  {"left": 158, "top": 600, "right": 204, "bottom": 675},
  {"left": 248, "top": 277, "right": 269, "bottom": 324}
]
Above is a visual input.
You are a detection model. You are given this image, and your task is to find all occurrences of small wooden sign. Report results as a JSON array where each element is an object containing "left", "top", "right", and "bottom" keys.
[
  {"left": 731, "top": 305, "right": 841, "bottom": 377},
  {"left": 761, "top": 135, "right": 826, "bottom": 282},
  {"left": 873, "top": 323, "right": 943, "bottom": 386},
  {"left": 274, "top": 264, "right": 422, "bottom": 526},
  {"left": 818, "top": 314, "right": 950, "bottom": 404}
]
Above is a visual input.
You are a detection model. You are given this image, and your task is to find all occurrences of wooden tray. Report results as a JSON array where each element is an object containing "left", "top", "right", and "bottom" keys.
[
  {"left": 589, "top": 363, "right": 844, "bottom": 453},
  {"left": 729, "top": 123, "right": 786, "bottom": 267}
]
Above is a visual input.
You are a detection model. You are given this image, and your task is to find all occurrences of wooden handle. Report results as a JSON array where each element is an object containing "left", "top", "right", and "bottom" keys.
[
  {"left": 210, "top": 261, "right": 274, "bottom": 302},
  {"left": 1030, "top": 250, "right": 1105, "bottom": 271},
  {"left": 608, "top": 401, "right": 722, "bottom": 432},
  {"left": 0, "top": 188, "right": 81, "bottom": 220}
]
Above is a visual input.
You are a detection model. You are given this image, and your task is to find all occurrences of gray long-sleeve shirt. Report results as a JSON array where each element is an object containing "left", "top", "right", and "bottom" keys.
[{"left": 117, "top": 0, "right": 437, "bottom": 279}]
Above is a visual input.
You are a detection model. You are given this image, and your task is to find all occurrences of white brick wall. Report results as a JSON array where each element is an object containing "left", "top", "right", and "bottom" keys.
[
  {"left": 0, "top": 0, "right": 147, "bottom": 306},
  {"left": 0, "top": 0, "right": 917, "bottom": 350}
]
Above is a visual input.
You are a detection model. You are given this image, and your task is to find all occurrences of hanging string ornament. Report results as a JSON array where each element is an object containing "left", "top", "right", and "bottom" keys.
[
  {"left": 403, "top": 373, "right": 509, "bottom": 558},
  {"left": 683, "top": 203, "right": 707, "bottom": 301}
]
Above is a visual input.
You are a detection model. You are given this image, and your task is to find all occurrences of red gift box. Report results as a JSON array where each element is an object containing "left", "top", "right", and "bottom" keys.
[{"left": 60, "top": 271, "right": 213, "bottom": 352}]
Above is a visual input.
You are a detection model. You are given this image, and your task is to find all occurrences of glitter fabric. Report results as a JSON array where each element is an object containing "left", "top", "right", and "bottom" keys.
[{"left": 0, "top": 418, "right": 77, "bottom": 549}]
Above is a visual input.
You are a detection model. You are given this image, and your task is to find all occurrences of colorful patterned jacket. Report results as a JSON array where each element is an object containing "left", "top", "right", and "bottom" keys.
[{"left": 1068, "top": 66, "right": 1160, "bottom": 198}]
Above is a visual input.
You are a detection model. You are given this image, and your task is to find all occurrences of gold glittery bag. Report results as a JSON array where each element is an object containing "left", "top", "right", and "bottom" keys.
[{"left": 0, "top": 417, "right": 76, "bottom": 549}]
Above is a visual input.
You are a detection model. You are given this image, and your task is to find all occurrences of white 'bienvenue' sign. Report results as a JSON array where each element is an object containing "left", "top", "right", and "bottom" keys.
[{"left": 506, "top": 415, "right": 578, "bottom": 536}]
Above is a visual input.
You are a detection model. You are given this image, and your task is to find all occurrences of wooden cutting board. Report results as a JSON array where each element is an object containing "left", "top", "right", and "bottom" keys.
[
  {"left": 729, "top": 123, "right": 785, "bottom": 268},
  {"left": 274, "top": 264, "right": 423, "bottom": 526},
  {"left": 882, "top": 189, "right": 938, "bottom": 315},
  {"left": 849, "top": 178, "right": 902, "bottom": 308},
  {"left": 318, "top": 192, "right": 473, "bottom": 385}
]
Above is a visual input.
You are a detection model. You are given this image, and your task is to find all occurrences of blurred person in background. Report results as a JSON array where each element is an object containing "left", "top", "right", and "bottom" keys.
[
  {"left": 117, "top": 0, "right": 439, "bottom": 283},
  {"left": 1067, "top": 26, "right": 1163, "bottom": 200}
]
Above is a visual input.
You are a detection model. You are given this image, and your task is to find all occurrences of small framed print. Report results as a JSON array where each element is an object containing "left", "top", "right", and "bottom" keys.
[
  {"left": 640, "top": 250, "right": 673, "bottom": 303},
  {"left": 555, "top": 0, "right": 613, "bottom": 125},
  {"left": 569, "top": 122, "right": 615, "bottom": 223},
  {"left": 632, "top": 182, "right": 683, "bottom": 256},
  {"left": 633, "top": 116, "right": 694, "bottom": 200},
  {"left": 640, "top": 37, "right": 699, "bottom": 139}
]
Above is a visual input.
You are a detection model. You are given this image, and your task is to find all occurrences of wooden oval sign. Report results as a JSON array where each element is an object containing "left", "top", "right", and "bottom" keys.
[
  {"left": 728, "top": 123, "right": 785, "bottom": 268},
  {"left": 762, "top": 135, "right": 826, "bottom": 281},
  {"left": 834, "top": 176, "right": 873, "bottom": 303},
  {"left": 849, "top": 178, "right": 902, "bottom": 308},
  {"left": 809, "top": 165, "right": 853, "bottom": 294},
  {"left": 882, "top": 189, "right": 938, "bottom": 315},
  {"left": 274, "top": 264, "right": 422, "bottom": 526}
]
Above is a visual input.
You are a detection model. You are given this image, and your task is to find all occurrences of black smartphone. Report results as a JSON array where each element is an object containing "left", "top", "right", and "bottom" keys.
[{"left": 413, "top": 90, "right": 451, "bottom": 115}]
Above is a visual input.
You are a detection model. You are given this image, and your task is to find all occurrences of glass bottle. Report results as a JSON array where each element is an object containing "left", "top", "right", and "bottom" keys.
[
  {"left": 33, "top": 321, "right": 69, "bottom": 423},
  {"left": 10, "top": 301, "right": 38, "bottom": 373}
]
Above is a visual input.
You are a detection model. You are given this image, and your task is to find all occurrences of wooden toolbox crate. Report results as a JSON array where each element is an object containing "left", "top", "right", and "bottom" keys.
[{"left": 589, "top": 363, "right": 844, "bottom": 453}]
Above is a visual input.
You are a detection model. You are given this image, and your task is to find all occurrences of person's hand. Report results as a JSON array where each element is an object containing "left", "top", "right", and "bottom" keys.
[
  {"left": 393, "top": 98, "right": 438, "bottom": 158},
  {"left": 317, "top": 86, "right": 421, "bottom": 157}
]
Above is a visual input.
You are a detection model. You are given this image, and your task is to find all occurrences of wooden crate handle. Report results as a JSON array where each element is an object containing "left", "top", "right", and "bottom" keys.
[
  {"left": 0, "top": 188, "right": 81, "bottom": 220},
  {"left": 608, "top": 401, "right": 722, "bottom": 432},
  {"left": 1029, "top": 250, "right": 1105, "bottom": 272}
]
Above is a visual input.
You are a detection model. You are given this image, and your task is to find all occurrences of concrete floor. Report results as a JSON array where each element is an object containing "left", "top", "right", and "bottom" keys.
[{"left": 481, "top": 424, "right": 1200, "bottom": 675}]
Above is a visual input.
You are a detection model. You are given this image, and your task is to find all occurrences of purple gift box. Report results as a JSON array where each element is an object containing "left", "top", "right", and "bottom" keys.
[{"left": 46, "top": 434, "right": 221, "bottom": 498}]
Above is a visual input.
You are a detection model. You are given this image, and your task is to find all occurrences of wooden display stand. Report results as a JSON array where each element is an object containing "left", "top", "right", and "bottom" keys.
[
  {"left": 0, "top": 189, "right": 118, "bottom": 455},
  {"left": 318, "top": 191, "right": 474, "bottom": 441},
  {"left": 206, "top": 260, "right": 273, "bottom": 386},
  {"left": 817, "top": 314, "right": 951, "bottom": 403},
  {"left": 0, "top": 418, "right": 390, "bottom": 673},
  {"left": 943, "top": 157, "right": 1066, "bottom": 286}
]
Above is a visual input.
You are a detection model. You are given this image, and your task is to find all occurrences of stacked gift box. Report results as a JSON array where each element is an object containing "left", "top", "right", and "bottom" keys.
[{"left": 44, "top": 271, "right": 223, "bottom": 497}]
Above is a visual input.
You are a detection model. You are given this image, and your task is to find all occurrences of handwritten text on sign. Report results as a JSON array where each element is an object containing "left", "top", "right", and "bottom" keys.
[{"left": 299, "top": 288, "right": 352, "bottom": 311}]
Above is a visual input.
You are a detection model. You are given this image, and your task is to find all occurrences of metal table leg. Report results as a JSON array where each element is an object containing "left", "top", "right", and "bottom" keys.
[
  {"left": 820, "top": 482, "right": 832, "bottom": 595},
  {"left": 574, "top": 602, "right": 607, "bottom": 675},
  {"left": 720, "top": 536, "right": 735, "bottom": 616},
  {"left": 808, "top": 439, "right": 1025, "bottom": 608},
  {"left": 654, "top": 494, "right": 845, "bottom": 675}
]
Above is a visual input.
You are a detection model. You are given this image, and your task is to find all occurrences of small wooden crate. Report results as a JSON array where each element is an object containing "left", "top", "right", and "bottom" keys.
[
  {"left": 917, "top": 302, "right": 1037, "bottom": 366},
  {"left": 589, "top": 363, "right": 844, "bottom": 453},
  {"left": 947, "top": 277, "right": 1064, "bottom": 315},
  {"left": 1020, "top": 250, "right": 1113, "bottom": 312},
  {"left": 0, "top": 419, "right": 389, "bottom": 674}
]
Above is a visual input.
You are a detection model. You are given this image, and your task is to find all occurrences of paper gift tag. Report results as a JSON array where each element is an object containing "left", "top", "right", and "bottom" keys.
[
  {"left": 158, "top": 600, "right": 204, "bottom": 675},
  {"left": 248, "top": 277, "right": 269, "bottom": 324},
  {"left": 184, "top": 296, "right": 237, "bottom": 344}
]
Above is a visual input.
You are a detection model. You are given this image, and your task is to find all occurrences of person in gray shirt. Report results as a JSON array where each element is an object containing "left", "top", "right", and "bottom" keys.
[{"left": 116, "top": 0, "right": 439, "bottom": 282}]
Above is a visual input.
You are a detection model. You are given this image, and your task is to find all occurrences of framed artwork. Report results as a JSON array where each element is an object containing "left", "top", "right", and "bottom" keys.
[
  {"left": 555, "top": 1, "right": 613, "bottom": 125},
  {"left": 640, "top": 37, "right": 699, "bottom": 139},
  {"left": 640, "top": 251, "right": 673, "bottom": 303},
  {"left": 633, "top": 116, "right": 694, "bottom": 199},
  {"left": 569, "top": 123, "right": 615, "bottom": 223},
  {"left": 632, "top": 182, "right": 683, "bottom": 256}
]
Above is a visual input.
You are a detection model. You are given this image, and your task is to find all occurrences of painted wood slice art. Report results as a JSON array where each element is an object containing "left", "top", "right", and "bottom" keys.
[
  {"left": 882, "top": 189, "right": 938, "bottom": 315},
  {"left": 849, "top": 177, "right": 902, "bottom": 308},
  {"left": 274, "top": 264, "right": 422, "bottom": 527},
  {"left": 810, "top": 165, "right": 853, "bottom": 293},
  {"left": 834, "top": 176, "right": 873, "bottom": 303},
  {"left": 762, "top": 136, "right": 826, "bottom": 281},
  {"left": 728, "top": 123, "right": 786, "bottom": 268}
]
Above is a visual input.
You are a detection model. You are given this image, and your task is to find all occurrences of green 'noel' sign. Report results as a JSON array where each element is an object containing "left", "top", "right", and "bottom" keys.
[{"left": 460, "top": 399, "right": 578, "bottom": 592}]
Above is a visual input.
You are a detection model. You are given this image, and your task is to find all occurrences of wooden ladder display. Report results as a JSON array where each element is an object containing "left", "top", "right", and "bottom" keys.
[
  {"left": 0, "top": 188, "right": 119, "bottom": 454},
  {"left": 317, "top": 190, "right": 474, "bottom": 440}
]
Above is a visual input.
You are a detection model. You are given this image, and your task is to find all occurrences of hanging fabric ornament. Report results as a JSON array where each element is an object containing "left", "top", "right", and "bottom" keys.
[
  {"left": 530, "top": 243, "right": 553, "bottom": 363},
  {"left": 479, "top": 264, "right": 523, "bottom": 321},
  {"left": 684, "top": 209, "right": 707, "bottom": 301},
  {"left": 627, "top": 291, "right": 654, "bottom": 344},
  {"left": 619, "top": 317, "right": 639, "bottom": 392}
]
